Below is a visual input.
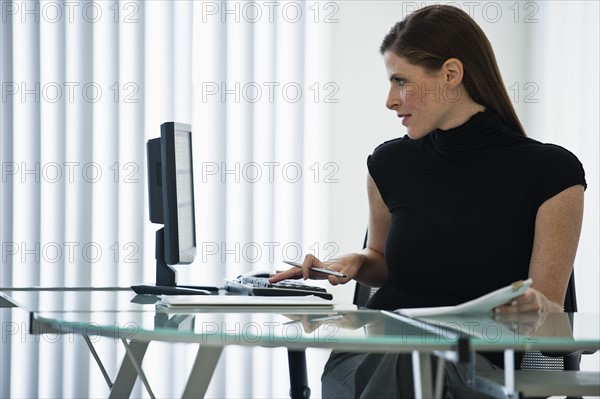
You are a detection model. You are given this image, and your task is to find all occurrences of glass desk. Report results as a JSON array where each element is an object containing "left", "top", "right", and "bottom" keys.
[{"left": 2, "top": 288, "right": 599, "bottom": 398}]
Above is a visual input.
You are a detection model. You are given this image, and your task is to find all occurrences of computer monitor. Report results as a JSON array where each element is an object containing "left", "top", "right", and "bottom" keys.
[{"left": 131, "top": 122, "right": 217, "bottom": 295}]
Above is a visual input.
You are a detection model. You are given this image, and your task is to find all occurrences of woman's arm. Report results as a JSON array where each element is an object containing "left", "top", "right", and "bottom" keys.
[
  {"left": 496, "top": 184, "right": 584, "bottom": 313},
  {"left": 352, "top": 174, "right": 391, "bottom": 287}
]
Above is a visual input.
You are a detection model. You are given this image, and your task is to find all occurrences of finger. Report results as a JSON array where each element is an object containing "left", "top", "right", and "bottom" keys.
[
  {"left": 269, "top": 271, "right": 288, "bottom": 279},
  {"left": 311, "top": 255, "right": 330, "bottom": 269},
  {"left": 271, "top": 269, "right": 289, "bottom": 276},
  {"left": 303, "top": 254, "right": 346, "bottom": 281},
  {"left": 507, "top": 291, "right": 540, "bottom": 313},
  {"left": 328, "top": 275, "right": 341, "bottom": 286},
  {"left": 268, "top": 267, "right": 302, "bottom": 283},
  {"left": 302, "top": 254, "right": 323, "bottom": 280},
  {"left": 327, "top": 273, "right": 353, "bottom": 286},
  {"left": 494, "top": 299, "right": 520, "bottom": 314},
  {"left": 495, "top": 294, "right": 539, "bottom": 314}
]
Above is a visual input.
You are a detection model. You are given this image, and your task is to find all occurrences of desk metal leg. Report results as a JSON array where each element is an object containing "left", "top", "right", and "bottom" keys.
[
  {"left": 109, "top": 340, "right": 149, "bottom": 399},
  {"left": 121, "top": 339, "right": 157, "bottom": 399},
  {"left": 434, "top": 357, "right": 446, "bottom": 399},
  {"left": 181, "top": 345, "right": 223, "bottom": 399},
  {"left": 83, "top": 335, "right": 114, "bottom": 390},
  {"left": 504, "top": 349, "right": 517, "bottom": 398},
  {"left": 412, "top": 351, "right": 434, "bottom": 399}
]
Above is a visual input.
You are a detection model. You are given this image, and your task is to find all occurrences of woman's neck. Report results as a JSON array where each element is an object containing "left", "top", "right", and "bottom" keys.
[{"left": 439, "top": 100, "right": 486, "bottom": 131}]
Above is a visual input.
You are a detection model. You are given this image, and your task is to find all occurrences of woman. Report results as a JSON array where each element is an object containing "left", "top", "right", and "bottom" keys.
[{"left": 271, "top": 5, "right": 586, "bottom": 397}]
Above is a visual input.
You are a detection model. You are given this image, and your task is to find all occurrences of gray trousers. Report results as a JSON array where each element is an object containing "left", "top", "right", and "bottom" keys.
[{"left": 321, "top": 351, "right": 500, "bottom": 399}]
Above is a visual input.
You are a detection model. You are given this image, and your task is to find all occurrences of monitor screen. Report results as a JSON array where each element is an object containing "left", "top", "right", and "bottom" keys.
[{"left": 162, "top": 123, "right": 196, "bottom": 265}]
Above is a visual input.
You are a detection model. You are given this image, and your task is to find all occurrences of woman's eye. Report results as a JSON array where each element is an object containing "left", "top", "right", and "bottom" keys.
[{"left": 394, "top": 78, "right": 405, "bottom": 87}]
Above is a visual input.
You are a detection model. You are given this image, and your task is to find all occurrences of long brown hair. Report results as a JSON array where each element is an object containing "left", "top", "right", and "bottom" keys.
[{"left": 380, "top": 5, "right": 526, "bottom": 136}]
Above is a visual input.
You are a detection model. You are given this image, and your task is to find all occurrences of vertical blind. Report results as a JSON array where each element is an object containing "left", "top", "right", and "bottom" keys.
[{"left": 1, "top": 0, "right": 332, "bottom": 397}]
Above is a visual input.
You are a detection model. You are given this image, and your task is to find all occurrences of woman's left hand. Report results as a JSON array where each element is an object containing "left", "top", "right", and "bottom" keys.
[{"left": 494, "top": 287, "right": 563, "bottom": 313}]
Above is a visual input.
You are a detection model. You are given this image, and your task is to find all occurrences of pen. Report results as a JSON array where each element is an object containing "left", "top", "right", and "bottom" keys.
[{"left": 283, "top": 260, "right": 348, "bottom": 278}]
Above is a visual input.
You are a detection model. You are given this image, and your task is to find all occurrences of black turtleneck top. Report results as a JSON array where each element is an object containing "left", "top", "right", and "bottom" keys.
[{"left": 366, "top": 108, "right": 587, "bottom": 311}]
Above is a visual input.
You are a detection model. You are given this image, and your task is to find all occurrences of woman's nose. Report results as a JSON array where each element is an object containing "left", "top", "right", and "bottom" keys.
[{"left": 386, "top": 87, "right": 400, "bottom": 110}]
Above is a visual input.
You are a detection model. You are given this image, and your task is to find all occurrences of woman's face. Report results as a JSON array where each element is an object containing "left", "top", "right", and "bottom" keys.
[{"left": 383, "top": 51, "right": 463, "bottom": 139}]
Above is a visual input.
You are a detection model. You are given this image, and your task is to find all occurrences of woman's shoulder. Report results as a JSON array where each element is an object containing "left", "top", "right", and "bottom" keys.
[
  {"left": 520, "top": 138, "right": 583, "bottom": 166},
  {"left": 368, "top": 136, "right": 416, "bottom": 170},
  {"left": 517, "top": 138, "right": 587, "bottom": 191},
  {"left": 371, "top": 135, "right": 415, "bottom": 157}
]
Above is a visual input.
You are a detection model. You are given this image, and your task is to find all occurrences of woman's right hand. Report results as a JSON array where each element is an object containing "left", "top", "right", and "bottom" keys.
[{"left": 268, "top": 253, "right": 363, "bottom": 285}]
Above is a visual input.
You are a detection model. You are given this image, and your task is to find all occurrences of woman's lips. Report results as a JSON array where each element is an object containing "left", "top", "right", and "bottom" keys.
[{"left": 398, "top": 114, "right": 411, "bottom": 126}]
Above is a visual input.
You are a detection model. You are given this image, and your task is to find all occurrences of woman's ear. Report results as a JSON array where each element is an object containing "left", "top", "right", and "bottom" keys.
[{"left": 442, "top": 58, "right": 464, "bottom": 86}]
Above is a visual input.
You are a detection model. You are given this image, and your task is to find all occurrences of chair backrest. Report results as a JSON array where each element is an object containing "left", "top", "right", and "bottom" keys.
[
  {"left": 353, "top": 282, "right": 378, "bottom": 307},
  {"left": 564, "top": 271, "right": 578, "bottom": 312}
]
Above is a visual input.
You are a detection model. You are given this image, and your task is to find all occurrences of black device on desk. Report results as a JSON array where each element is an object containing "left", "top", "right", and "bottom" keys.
[
  {"left": 131, "top": 122, "right": 218, "bottom": 296},
  {"left": 225, "top": 272, "right": 333, "bottom": 300}
]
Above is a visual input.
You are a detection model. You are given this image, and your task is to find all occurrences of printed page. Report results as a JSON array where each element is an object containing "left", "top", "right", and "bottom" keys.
[{"left": 393, "top": 279, "right": 532, "bottom": 317}]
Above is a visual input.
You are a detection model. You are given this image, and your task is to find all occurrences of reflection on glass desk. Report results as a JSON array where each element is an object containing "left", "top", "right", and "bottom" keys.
[{"left": 31, "top": 309, "right": 461, "bottom": 353}]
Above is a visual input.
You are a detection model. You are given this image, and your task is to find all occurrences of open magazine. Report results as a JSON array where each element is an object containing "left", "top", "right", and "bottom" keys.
[{"left": 390, "top": 279, "right": 532, "bottom": 317}]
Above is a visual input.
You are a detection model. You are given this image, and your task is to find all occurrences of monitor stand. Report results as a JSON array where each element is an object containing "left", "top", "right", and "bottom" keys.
[{"left": 131, "top": 229, "right": 219, "bottom": 295}]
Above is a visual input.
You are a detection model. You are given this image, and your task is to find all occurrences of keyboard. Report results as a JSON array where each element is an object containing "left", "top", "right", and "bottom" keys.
[{"left": 224, "top": 276, "right": 333, "bottom": 300}]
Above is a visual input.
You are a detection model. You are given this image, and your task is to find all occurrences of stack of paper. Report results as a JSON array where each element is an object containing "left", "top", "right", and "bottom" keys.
[{"left": 156, "top": 294, "right": 336, "bottom": 309}]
